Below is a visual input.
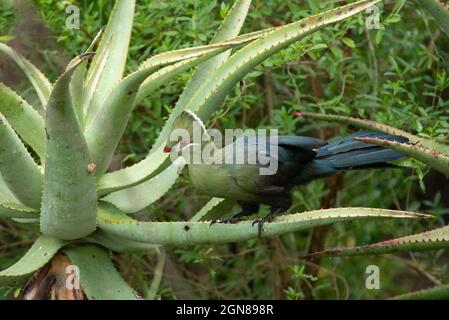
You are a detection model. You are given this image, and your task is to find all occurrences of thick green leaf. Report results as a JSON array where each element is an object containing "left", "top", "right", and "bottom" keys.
[
  {"left": 298, "top": 112, "right": 449, "bottom": 155},
  {"left": 0, "top": 202, "right": 38, "bottom": 219},
  {"left": 97, "top": 204, "right": 430, "bottom": 246},
  {"left": 71, "top": 29, "right": 104, "bottom": 128},
  {"left": 0, "top": 113, "right": 42, "bottom": 208},
  {"left": 0, "top": 83, "right": 46, "bottom": 160},
  {"left": 64, "top": 245, "right": 141, "bottom": 300},
  {"left": 0, "top": 172, "right": 17, "bottom": 203},
  {"left": 40, "top": 53, "right": 97, "bottom": 240},
  {"left": 84, "top": 0, "right": 136, "bottom": 126},
  {"left": 171, "top": 0, "right": 252, "bottom": 113},
  {"left": 85, "top": 230, "right": 159, "bottom": 253},
  {"left": 0, "top": 43, "right": 52, "bottom": 113},
  {"left": 416, "top": 0, "right": 449, "bottom": 38},
  {"left": 102, "top": 157, "right": 186, "bottom": 213},
  {"left": 354, "top": 137, "right": 449, "bottom": 177},
  {"left": 190, "top": 198, "right": 228, "bottom": 222},
  {"left": 392, "top": 283, "right": 449, "bottom": 300},
  {"left": 189, "top": 0, "right": 382, "bottom": 121},
  {"left": 306, "top": 225, "right": 449, "bottom": 257},
  {"left": 0, "top": 236, "right": 65, "bottom": 285}
]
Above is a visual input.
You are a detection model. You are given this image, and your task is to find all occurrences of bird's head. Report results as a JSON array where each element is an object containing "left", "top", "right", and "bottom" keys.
[{"left": 164, "top": 109, "right": 207, "bottom": 157}]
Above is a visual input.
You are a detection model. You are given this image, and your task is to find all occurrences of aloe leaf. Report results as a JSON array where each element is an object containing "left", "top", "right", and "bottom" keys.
[
  {"left": 84, "top": 0, "right": 136, "bottom": 125},
  {"left": 0, "top": 43, "right": 52, "bottom": 113},
  {"left": 0, "top": 83, "right": 46, "bottom": 160},
  {"left": 306, "top": 225, "right": 449, "bottom": 258},
  {"left": 190, "top": 198, "right": 228, "bottom": 222},
  {"left": 71, "top": 29, "right": 104, "bottom": 127},
  {"left": 102, "top": 157, "right": 186, "bottom": 213},
  {"left": 40, "top": 53, "right": 97, "bottom": 240},
  {"left": 189, "top": 0, "right": 382, "bottom": 121},
  {"left": 97, "top": 204, "right": 430, "bottom": 246},
  {"left": 0, "top": 203, "right": 38, "bottom": 219},
  {"left": 297, "top": 112, "right": 449, "bottom": 155},
  {"left": 84, "top": 230, "right": 158, "bottom": 253},
  {"left": 64, "top": 245, "right": 141, "bottom": 300},
  {"left": 0, "top": 236, "right": 65, "bottom": 285},
  {"left": 146, "top": 248, "right": 166, "bottom": 300},
  {"left": 354, "top": 137, "right": 449, "bottom": 177},
  {"left": 97, "top": 145, "right": 168, "bottom": 195},
  {"left": 0, "top": 170, "right": 17, "bottom": 202},
  {"left": 0, "top": 113, "right": 42, "bottom": 208},
  {"left": 416, "top": 0, "right": 449, "bottom": 38},
  {"left": 171, "top": 0, "right": 252, "bottom": 113},
  {"left": 392, "top": 283, "right": 449, "bottom": 300}
]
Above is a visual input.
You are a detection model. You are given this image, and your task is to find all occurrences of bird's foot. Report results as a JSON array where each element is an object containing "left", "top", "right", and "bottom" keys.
[
  {"left": 210, "top": 212, "right": 247, "bottom": 226},
  {"left": 252, "top": 213, "right": 275, "bottom": 239}
]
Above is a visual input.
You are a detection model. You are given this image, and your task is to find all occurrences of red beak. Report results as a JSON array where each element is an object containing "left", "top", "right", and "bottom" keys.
[{"left": 163, "top": 146, "right": 172, "bottom": 153}]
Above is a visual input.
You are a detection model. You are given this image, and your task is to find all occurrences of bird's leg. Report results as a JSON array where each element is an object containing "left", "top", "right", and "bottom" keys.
[
  {"left": 252, "top": 208, "right": 283, "bottom": 238},
  {"left": 212, "top": 202, "right": 259, "bottom": 225},
  {"left": 252, "top": 197, "right": 291, "bottom": 238}
]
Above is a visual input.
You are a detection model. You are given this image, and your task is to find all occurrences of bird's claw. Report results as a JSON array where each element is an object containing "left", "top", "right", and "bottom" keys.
[{"left": 252, "top": 214, "right": 275, "bottom": 238}]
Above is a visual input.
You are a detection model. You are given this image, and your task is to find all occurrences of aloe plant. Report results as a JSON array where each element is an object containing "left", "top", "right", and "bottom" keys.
[{"left": 0, "top": 0, "right": 433, "bottom": 299}]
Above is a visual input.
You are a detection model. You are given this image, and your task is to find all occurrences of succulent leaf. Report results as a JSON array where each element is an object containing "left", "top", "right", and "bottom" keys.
[
  {"left": 0, "top": 236, "right": 65, "bottom": 285},
  {"left": 64, "top": 245, "right": 141, "bottom": 300},
  {"left": 102, "top": 157, "right": 186, "bottom": 213},
  {"left": 97, "top": 204, "right": 430, "bottom": 246},
  {"left": 84, "top": 0, "right": 136, "bottom": 125},
  {"left": 0, "top": 43, "right": 52, "bottom": 113},
  {"left": 306, "top": 225, "right": 449, "bottom": 257},
  {"left": 0, "top": 83, "right": 46, "bottom": 160},
  {"left": 392, "top": 283, "right": 449, "bottom": 300},
  {"left": 0, "top": 113, "right": 42, "bottom": 208},
  {"left": 0, "top": 202, "right": 38, "bottom": 219},
  {"left": 40, "top": 54, "right": 97, "bottom": 240}
]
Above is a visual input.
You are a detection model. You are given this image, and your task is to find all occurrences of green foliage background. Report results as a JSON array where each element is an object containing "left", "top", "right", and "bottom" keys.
[{"left": 0, "top": 0, "right": 448, "bottom": 299}]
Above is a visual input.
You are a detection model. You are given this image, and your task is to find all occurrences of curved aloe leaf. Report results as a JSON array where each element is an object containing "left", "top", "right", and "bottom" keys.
[
  {"left": 306, "top": 225, "right": 449, "bottom": 258},
  {"left": 354, "top": 137, "right": 449, "bottom": 177},
  {"left": 190, "top": 0, "right": 382, "bottom": 121},
  {"left": 85, "top": 230, "right": 158, "bottom": 253},
  {"left": 84, "top": 0, "right": 136, "bottom": 125},
  {"left": 0, "top": 236, "right": 65, "bottom": 285},
  {"left": 0, "top": 113, "right": 42, "bottom": 208},
  {"left": 97, "top": 203, "right": 430, "bottom": 246},
  {"left": 0, "top": 83, "right": 46, "bottom": 159},
  {"left": 71, "top": 29, "right": 103, "bottom": 127},
  {"left": 0, "top": 203, "right": 38, "bottom": 219},
  {"left": 297, "top": 112, "right": 449, "bottom": 155},
  {"left": 392, "top": 283, "right": 449, "bottom": 300},
  {"left": 102, "top": 157, "right": 186, "bottom": 213},
  {"left": 0, "top": 172, "right": 17, "bottom": 203},
  {"left": 416, "top": 0, "right": 449, "bottom": 38},
  {"left": 64, "top": 245, "right": 141, "bottom": 300},
  {"left": 190, "top": 198, "right": 228, "bottom": 222},
  {"left": 0, "top": 43, "right": 52, "bottom": 113},
  {"left": 171, "top": 0, "right": 252, "bottom": 113},
  {"left": 40, "top": 54, "right": 97, "bottom": 240}
]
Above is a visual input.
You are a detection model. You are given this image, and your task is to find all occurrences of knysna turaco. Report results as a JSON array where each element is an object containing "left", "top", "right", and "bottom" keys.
[{"left": 164, "top": 110, "right": 407, "bottom": 235}]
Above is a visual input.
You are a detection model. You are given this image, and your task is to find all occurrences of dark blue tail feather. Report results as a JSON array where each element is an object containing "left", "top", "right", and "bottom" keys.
[{"left": 295, "top": 132, "right": 408, "bottom": 184}]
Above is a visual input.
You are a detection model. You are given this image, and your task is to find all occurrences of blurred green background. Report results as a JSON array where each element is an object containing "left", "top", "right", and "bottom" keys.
[{"left": 0, "top": 0, "right": 448, "bottom": 299}]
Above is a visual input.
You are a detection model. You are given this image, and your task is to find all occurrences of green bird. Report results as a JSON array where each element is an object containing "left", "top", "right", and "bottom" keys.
[{"left": 164, "top": 110, "right": 407, "bottom": 236}]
